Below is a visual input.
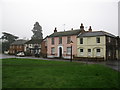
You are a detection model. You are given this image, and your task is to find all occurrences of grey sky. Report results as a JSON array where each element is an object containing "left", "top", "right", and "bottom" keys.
[{"left": 1, "top": 0, "right": 119, "bottom": 39}]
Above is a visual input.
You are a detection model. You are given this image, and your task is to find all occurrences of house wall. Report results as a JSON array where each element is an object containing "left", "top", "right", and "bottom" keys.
[
  {"left": 9, "top": 45, "right": 24, "bottom": 54},
  {"left": 47, "top": 35, "right": 77, "bottom": 59},
  {"left": 41, "top": 40, "right": 47, "bottom": 57},
  {"left": 24, "top": 44, "right": 41, "bottom": 56},
  {"left": 106, "top": 36, "right": 118, "bottom": 60},
  {"left": 77, "top": 36, "right": 106, "bottom": 60}
]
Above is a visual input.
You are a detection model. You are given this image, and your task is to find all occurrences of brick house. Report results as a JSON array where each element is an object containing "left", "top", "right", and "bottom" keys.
[
  {"left": 47, "top": 24, "right": 85, "bottom": 59},
  {"left": 41, "top": 36, "right": 48, "bottom": 58},
  {"left": 9, "top": 39, "right": 28, "bottom": 55}
]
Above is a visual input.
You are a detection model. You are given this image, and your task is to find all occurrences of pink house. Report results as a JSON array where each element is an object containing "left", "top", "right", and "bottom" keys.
[{"left": 47, "top": 24, "right": 85, "bottom": 59}]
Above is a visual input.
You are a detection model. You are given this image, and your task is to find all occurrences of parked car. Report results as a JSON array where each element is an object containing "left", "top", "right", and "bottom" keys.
[
  {"left": 16, "top": 52, "right": 25, "bottom": 57},
  {"left": 4, "top": 51, "right": 9, "bottom": 54}
]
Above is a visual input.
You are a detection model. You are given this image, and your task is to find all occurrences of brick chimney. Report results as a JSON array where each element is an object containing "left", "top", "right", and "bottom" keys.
[
  {"left": 54, "top": 27, "right": 57, "bottom": 33},
  {"left": 80, "top": 23, "right": 85, "bottom": 33},
  {"left": 88, "top": 26, "right": 92, "bottom": 32},
  {"left": 80, "top": 23, "right": 84, "bottom": 30},
  {"left": 71, "top": 28, "right": 73, "bottom": 30}
]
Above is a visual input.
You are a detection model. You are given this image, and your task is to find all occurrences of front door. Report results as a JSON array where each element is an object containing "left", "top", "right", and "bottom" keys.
[{"left": 59, "top": 47, "right": 62, "bottom": 58}]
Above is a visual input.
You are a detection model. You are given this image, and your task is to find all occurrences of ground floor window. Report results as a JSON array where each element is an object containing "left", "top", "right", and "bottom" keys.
[
  {"left": 80, "top": 49, "right": 84, "bottom": 55},
  {"left": 51, "top": 47, "right": 55, "bottom": 55},
  {"left": 67, "top": 47, "right": 71, "bottom": 54},
  {"left": 13, "top": 50, "right": 15, "bottom": 54},
  {"left": 88, "top": 49, "right": 91, "bottom": 52},
  {"left": 88, "top": 49, "right": 91, "bottom": 56},
  {"left": 96, "top": 48, "right": 100, "bottom": 56},
  {"left": 108, "top": 50, "right": 111, "bottom": 56}
]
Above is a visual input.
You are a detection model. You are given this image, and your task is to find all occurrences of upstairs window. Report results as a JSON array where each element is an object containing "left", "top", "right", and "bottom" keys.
[
  {"left": 108, "top": 37, "right": 111, "bottom": 43},
  {"left": 80, "top": 38, "right": 83, "bottom": 44},
  {"left": 96, "top": 37, "right": 100, "bottom": 43},
  {"left": 116, "top": 39, "right": 117, "bottom": 46},
  {"left": 17, "top": 46, "right": 19, "bottom": 48},
  {"left": 10, "top": 46, "right": 12, "bottom": 49},
  {"left": 67, "top": 36, "right": 71, "bottom": 44},
  {"left": 51, "top": 38, "right": 54, "bottom": 45},
  {"left": 59, "top": 37, "right": 62, "bottom": 44}
]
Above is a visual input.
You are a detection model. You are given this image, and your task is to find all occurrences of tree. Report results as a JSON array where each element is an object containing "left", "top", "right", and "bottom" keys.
[
  {"left": 1, "top": 32, "right": 19, "bottom": 53},
  {"left": 31, "top": 22, "right": 43, "bottom": 39},
  {"left": 1, "top": 32, "right": 18, "bottom": 43}
]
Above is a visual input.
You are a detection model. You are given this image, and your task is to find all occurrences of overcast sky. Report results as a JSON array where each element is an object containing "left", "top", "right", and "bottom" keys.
[{"left": 1, "top": 0, "right": 119, "bottom": 39}]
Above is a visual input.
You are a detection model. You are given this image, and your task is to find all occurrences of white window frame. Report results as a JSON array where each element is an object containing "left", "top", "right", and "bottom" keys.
[
  {"left": 80, "top": 49, "right": 84, "bottom": 56},
  {"left": 51, "top": 47, "right": 55, "bottom": 54},
  {"left": 108, "top": 37, "right": 111, "bottom": 43},
  {"left": 67, "top": 47, "right": 71, "bottom": 54},
  {"left": 96, "top": 37, "right": 100, "bottom": 43},
  {"left": 88, "top": 49, "right": 91, "bottom": 56},
  {"left": 80, "top": 38, "right": 83, "bottom": 44},
  {"left": 96, "top": 49, "right": 100, "bottom": 56}
]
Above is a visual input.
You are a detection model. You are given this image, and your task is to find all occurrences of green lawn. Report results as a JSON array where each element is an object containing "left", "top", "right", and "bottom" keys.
[{"left": 2, "top": 58, "right": 120, "bottom": 88}]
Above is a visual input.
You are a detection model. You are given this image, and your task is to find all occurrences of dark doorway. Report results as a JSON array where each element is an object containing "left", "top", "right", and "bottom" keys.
[{"left": 59, "top": 47, "right": 62, "bottom": 58}]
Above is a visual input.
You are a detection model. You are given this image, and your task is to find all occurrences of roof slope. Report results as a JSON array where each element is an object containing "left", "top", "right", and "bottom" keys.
[
  {"left": 25, "top": 39, "right": 43, "bottom": 44},
  {"left": 48, "top": 29, "right": 81, "bottom": 37},
  {"left": 77, "top": 31, "right": 116, "bottom": 37},
  {"left": 11, "top": 39, "right": 28, "bottom": 45}
]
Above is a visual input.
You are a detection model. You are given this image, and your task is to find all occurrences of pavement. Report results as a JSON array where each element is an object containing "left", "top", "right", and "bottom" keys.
[
  {"left": 105, "top": 60, "right": 120, "bottom": 72},
  {"left": 1, "top": 54, "right": 120, "bottom": 72}
]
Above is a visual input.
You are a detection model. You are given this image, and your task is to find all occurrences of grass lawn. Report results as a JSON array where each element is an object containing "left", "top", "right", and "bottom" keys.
[{"left": 2, "top": 58, "right": 120, "bottom": 88}]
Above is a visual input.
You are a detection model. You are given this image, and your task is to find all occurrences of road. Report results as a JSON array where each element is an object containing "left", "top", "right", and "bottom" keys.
[
  {"left": 0, "top": 54, "right": 16, "bottom": 59},
  {"left": 1, "top": 54, "right": 120, "bottom": 72}
]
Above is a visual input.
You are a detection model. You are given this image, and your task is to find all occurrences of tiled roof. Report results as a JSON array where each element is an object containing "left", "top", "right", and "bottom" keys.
[
  {"left": 77, "top": 31, "right": 116, "bottom": 38},
  {"left": 11, "top": 39, "right": 28, "bottom": 45},
  {"left": 25, "top": 39, "right": 43, "bottom": 44},
  {"left": 48, "top": 29, "right": 82, "bottom": 37}
]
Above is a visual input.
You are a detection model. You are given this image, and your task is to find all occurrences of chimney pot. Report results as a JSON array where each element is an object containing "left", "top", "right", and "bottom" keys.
[
  {"left": 80, "top": 23, "right": 84, "bottom": 30},
  {"left": 88, "top": 26, "right": 92, "bottom": 32},
  {"left": 54, "top": 27, "right": 57, "bottom": 32},
  {"left": 80, "top": 23, "right": 85, "bottom": 33}
]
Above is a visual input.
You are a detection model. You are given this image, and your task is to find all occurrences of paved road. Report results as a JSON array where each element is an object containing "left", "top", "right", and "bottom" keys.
[
  {"left": 0, "top": 54, "right": 16, "bottom": 59},
  {"left": 1, "top": 54, "right": 120, "bottom": 72}
]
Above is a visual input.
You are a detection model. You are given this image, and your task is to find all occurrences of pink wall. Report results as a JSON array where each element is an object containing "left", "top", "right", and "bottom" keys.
[{"left": 47, "top": 35, "right": 77, "bottom": 57}]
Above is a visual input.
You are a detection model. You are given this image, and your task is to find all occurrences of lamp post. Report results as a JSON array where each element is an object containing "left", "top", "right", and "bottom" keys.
[{"left": 70, "top": 41, "right": 73, "bottom": 62}]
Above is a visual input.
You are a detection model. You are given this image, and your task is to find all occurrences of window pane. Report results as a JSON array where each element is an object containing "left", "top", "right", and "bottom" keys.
[
  {"left": 80, "top": 38, "right": 83, "bottom": 44},
  {"left": 80, "top": 49, "right": 83, "bottom": 52},
  {"left": 67, "top": 47, "right": 71, "bottom": 54},
  {"left": 108, "top": 37, "right": 111, "bottom": 43},
  {"left": 88, "top": 49, "right": 91, "bottom": 52},
  {"left": 59, "top": 37, "right": 62, "bottom": 44},
  {"left": 51, "top": 47, "right": 55, "bottom": 54},
  {"left": 52, "top": 38, "right": 54, "bottom": 45},
  {"left": 96, "top": 49, "right": 100, "bottom": 52},
  {"left": 96, "top": 37, "right": 100, "bottom": 43},
  {"left": 67, "top": 36, "right": 71, "bottom": 44}
]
